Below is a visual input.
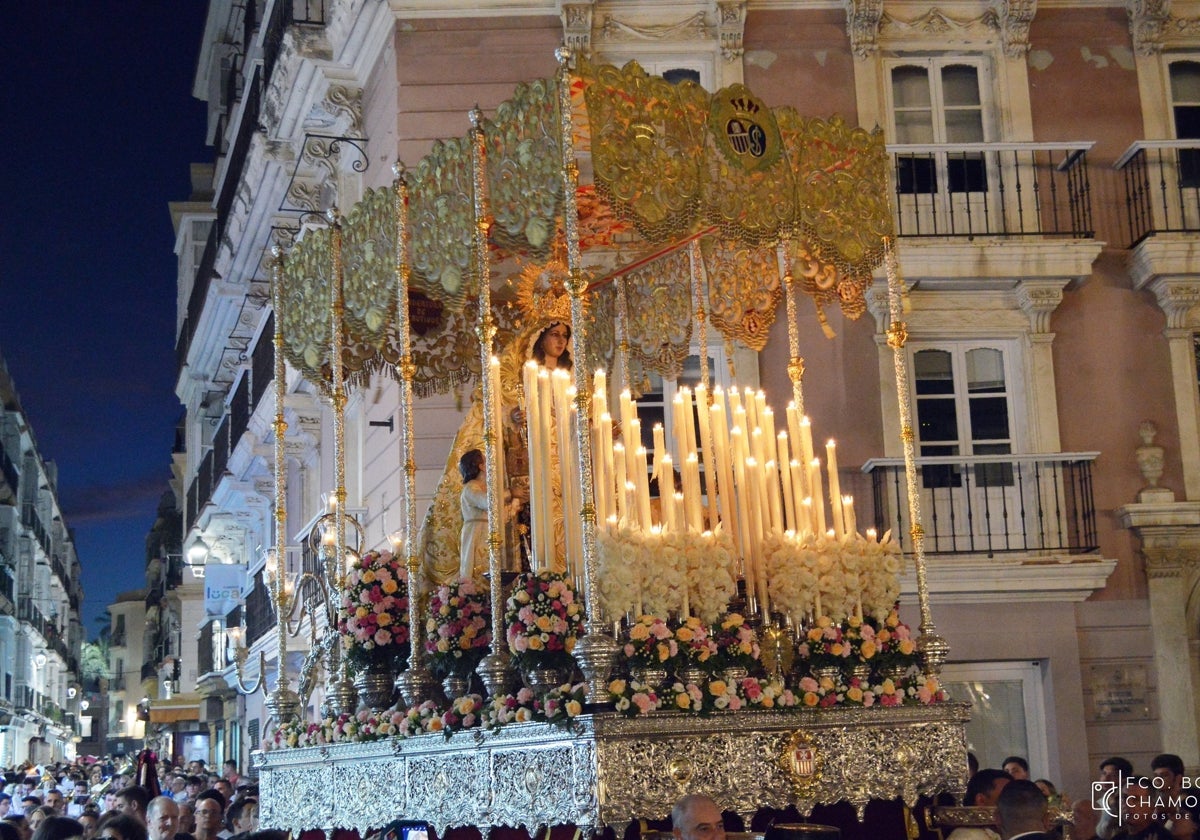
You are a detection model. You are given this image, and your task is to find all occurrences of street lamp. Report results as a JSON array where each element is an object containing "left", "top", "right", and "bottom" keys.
[{"left": 186, "top": 538, "right": 209, "bottom": 578}]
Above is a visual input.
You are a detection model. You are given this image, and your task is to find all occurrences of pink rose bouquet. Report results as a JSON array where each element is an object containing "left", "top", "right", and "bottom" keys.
[
  {"left": 425, "top": 576, "right": 492, "bottom": 678},
  {"left": 504, "top": 571, "right": 584, "bottom": 669},
  {"left": 338, "top": 549, "right": 410, "bottom": 674}
]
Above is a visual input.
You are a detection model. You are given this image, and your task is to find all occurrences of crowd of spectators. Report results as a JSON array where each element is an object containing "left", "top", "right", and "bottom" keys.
[{"left": 0, "top": 757, "right": 272, "bottom": 840}]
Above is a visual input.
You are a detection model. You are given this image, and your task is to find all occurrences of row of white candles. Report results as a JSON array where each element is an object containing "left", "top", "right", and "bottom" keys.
[
  {"left": 588, "top": 373, "right": 860, "bottom": 617},
  {"left": 510, "top": 356, "right": 864, "bottom": 616}
]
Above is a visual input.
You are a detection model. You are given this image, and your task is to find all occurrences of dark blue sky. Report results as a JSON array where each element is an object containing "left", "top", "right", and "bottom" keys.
[{"left": 2, "top": 5, "right": 210, "bottom": 636}]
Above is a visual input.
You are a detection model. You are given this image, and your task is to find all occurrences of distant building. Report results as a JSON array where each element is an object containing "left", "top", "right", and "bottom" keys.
[
  {"left": 174, "top": 0, "right": 1200, "bottom": 788},
  {"left": 0, "top": 350, "right": 84, "bottom": 764},
  {"left": 104, "top": 589, "right": 147, "bottom": 759}
]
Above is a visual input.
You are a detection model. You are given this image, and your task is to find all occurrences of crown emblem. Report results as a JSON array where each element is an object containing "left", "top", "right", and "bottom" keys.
[
  {"left": 510, "top": 232, "right": 573, "bottom": 326},
  {"left": 729, "top": 96, "right": 761, "bottom": 115}
]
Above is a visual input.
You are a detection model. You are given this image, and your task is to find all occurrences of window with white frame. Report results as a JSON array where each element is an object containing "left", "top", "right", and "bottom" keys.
[
  {"left": 941, "top": 660, "right": 1050, "bottom": 776},
  {"left": 1169, "top": 59, "right": 1200, "bottom": 187},
  {"left": 912, "top": 342, "right": 1017, "bottom": 489},
  {"left": 888, "top": 57, "right": 990, "bottom": 194}
]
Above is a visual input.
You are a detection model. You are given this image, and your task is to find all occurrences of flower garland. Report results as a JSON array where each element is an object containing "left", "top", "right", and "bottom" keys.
[
  {"left": 483, "top": 683, "right": 587, "bottom": 728},
  {"left": 608, "top": 675, "right": 799, "bottom": 717},
  {"left": 425, "top": 576, "right": 491, "bottom": 678},
  {"left": 338, "top": 549, "right": 410, "bottom": 673},
  {"left": 504, "top": 570, "right": 584, "bottom": 669},
  {"left": 796, "top": 673, "right": 946, "bottom": 708},
  {"left": 669, "top": 616, "right": 719, "bottom": 673}
]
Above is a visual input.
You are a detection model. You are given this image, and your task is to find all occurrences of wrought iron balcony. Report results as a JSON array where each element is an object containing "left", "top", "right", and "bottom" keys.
[
  {"left": 862, "top": 452, "right": 1099, "bottom": 558},
  {"left": 888, "top": 142, "right": 1095, "bottom": 239},
  {"left": 0, "top": 442, "right": 17, "bottom": 504},
  {"left": 1115, "top": 139, "right": 1200, "bottom": 246}
]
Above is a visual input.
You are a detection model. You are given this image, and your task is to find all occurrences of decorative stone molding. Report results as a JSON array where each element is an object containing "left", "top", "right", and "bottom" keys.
[
  {"left": 878, "top": 7, "right": 1001, "bottom": 40},
  {"left": 1000, "top": 0, "right": 1037, "bottom": 58},
  {"left": 1142, "top": 547, "right": 1200, "bottom": 578},
  {"left": 846, "top": 0, "right": 885, "bottom": 57},
  {"left": 1146, "top": 276, "right": 1200, "bottom": 329},
  {"left": 324, "top": 85, "right": 364, "bottom": 136},
  {"left": 560, "top": 1, "right": 596, "bottom": 58},
  {"left": 601, "top": 11, "right": 709, "bottom": 42},
  {"left": 1127, "top": 0, "right": 1171, "bottom": 55},
  {"left": 717, "top": 1, "right": 748, "bottom": 60},
  {"left": 1015, "top": 279, "right": 1067, "bottom": 334}
]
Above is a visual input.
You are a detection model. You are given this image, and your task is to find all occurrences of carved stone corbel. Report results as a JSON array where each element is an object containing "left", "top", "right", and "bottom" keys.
[
  {"left": 1000, "top": 0, "right": 1037, "bottom": 58},
  {"left": 1015, "top": 279, "right": 1066, "bottom": 334},
  {"left": 324, "top": 84, "right": 363, "bottom": 136},
  {"left": 1142, "top": 547, "right": 1200, "bottom": 579},
  {"left": 1128, "top": 0, "right": 1171, "bottom": 55},
  {"left": 846, "top": 0, "right": 885, "bottom": 58},
  {"left": 717, "top": 1, "right": 748, "bottom": 60},
  {"left": 1147, "top": 276, "right": 1200, "bottom": 329},
  {"left": 560, "top": 1, "right": 596, "bottom": 59}
]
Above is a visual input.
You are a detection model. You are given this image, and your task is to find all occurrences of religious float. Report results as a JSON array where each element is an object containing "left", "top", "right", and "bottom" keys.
[{"left": 249, "top": 51, "right": 969, "bottom": 840}]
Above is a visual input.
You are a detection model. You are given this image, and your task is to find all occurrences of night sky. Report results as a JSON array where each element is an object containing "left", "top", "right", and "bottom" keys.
[{"left": 2, "top": 5, "right": 210, "bottom": 637}]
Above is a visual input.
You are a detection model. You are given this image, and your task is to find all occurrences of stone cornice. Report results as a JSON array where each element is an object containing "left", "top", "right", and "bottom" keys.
[
  {"left": 900, "top": 555, "right": 1117, "bottom": 602},
  {"left": 1116, "top": 501, "right": 1200, "bottom": 530}
]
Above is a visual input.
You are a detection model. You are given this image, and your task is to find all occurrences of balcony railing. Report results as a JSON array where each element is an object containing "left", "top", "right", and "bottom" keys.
[
  {"left": 263, "top": 0, "right": 328, "bottom": 90},
  {"left": 888, "top": 142, "right": 1095, "bottom": 239},
  {"left": 1115, "top": 140, "right": 1200, "bottom": 247},
  {"left": 862, "top": 452, "right": 1099, "bottom": 558}
]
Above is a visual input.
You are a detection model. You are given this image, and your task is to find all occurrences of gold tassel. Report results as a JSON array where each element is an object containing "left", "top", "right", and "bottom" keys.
[
  {"left": 815, "top": 302, "right": 836, "bottom": 339},
  {"left": 903, "top": 804, "right": 920, "bottom": 840}
]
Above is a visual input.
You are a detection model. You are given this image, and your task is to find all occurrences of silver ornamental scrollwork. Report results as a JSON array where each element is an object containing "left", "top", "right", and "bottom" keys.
[{"left": 255, "top": 707, "right": 968, "bottom": 834}]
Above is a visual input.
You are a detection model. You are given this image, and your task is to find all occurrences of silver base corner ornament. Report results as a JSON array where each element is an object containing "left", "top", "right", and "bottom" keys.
[
  {"left": 395, "top": 666, "right": 438, "bottom": 707},
  {"left": 476, "top": 650, "right": 515, "bottom": 699},
  {"left": 572, "top": 630, "right": 620, "bottom": 705}
]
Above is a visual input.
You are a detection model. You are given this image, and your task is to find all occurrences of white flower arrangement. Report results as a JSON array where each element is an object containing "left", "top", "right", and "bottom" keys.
[
  {"left": 596, "top": 524, "right": 644, "bottom": 618},
  {"left": 763, "top": 530, "right": 903, "bottom": 622},
  {"left": 669, "top": 526, "right": 737, "bottom": 623}
]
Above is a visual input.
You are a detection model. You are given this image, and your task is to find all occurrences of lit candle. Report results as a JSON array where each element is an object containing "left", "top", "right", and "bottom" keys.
[
  {"left": 809, "top": 457, "right": 826, "bottom": 536},
  {"left": 635, "top": 446, "right": 653, "bottom": 530},
  {"left": 712, "top": 401, "right": 736, "bottom": 543},
  {"left": 745, "top": 457, "right": 769, "bottom": 615},
  {"left": 613, "top": 442, "right": 627, "bottom": 524},
  {"left": 599, "top": 412, "right": 615, "bottom": 522},
  {"left": 684, "top": 453, "right": 703, "bottom": 531},
  {"left": 523, "top": 362, "right": 543, "bottom": 570},
  {"left": 660, "top": 453, "right": 677, "bottom": 531},
  {"left": 538, "top": 370, "right": 555, "bottom": 566},
  {"left": 799, "top": 416, "right": 815, "bottom": 496},
  {"left": 695, "top": 382, "right": 715, "bottom": 521},
  {"left": 826, "top": 440, "right": 843, "bottom": 539},
  {"left": 730, "top": 427, "right": 752, "bottom": 565},
  {"left": 765, "top": 458, "right": 783, "bottom": 534},
  {"left": 842, "top": 495, "right": 857, "bottom": 537},
  {"left": 619, "top": 389, "right": 635, "bottom": 437},
  {"left": 800, "top": 497, "right": 813, "bottom": 541},
  {"left": 867, "top": 527, "right": 877, "bottom": 541},
  {"left": 778, "top": 433, "right": 796, "bottom": 532},
  {"left": 653, "top": 423, "right": 667, "bottom": 479}
]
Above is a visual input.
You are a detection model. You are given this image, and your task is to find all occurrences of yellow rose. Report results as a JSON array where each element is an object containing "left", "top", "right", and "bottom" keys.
[
  {"left": 428, "top": 718, "right": 443, "bottom": 731},
  {"left": 818, "top": 676, "right": 835, "bottom": 690},
  {"left": 565, "top": 637, "right": 576, "bottom": 653},
  {"left": 830, "top": 643, "right": 844, "bottom": 656},
  {"left": 382, "top": 579, "right": 398, "bottom": 594},
  {"left": 847, "top": 686, "right": 863, "bottom": 702},
  {"left": 528, "top": 636, "right": 544, "bottom": 650},
  {"left": 803, "top": 692, "right": 819, "bottom": 707},
  {"left": 362, "top": 571, "right": 376, "bottom": 584},
  {"left": 609, "top": 679, "right": 628, "bottom": 695},
  {"left": 355, "top": 606, "right": 369, "bottom": 619},
  {"left": 761, "top": 696, "right": 775, "bottom": 708},
  {"left": 565, "top": 700, "right": 582, "bottom": 717},
  {"left": 459, "top": 637, "right": 472, "bottom": 650},
  {"left": 536, "top": 615, "right": 553, "bottom": 631},
  {"left": 676, "top": 627, "right": 694, "bottom": 642},
  {"left": 899, "top": 639, "right": 915, "bottom": 655},
  {"left": 807, "top": 628, "right": 823, "bottom": 642},
  {"left": 629, "top": 623, "right": 650, "bottom": 641},
  {"left": 675, "top": 693, "right": 691, "bottom": 710},
  {"left": 515, "top": 708, "right": 533, "bottom": 722},
  {"left": 656, "top": 643, "right": 671, "bottom": 662},
  {"left": 881, "top": 678, "right": 896, "bottom": 694},
  {"left": 860, "top": 641, "right": 876, "bottom": 659},
  {"left": 708, "top": 680, "right": 727, "bottom": 696},
  {"left": 377, "top": 613, "right": 392, "bottom": 626},
  {"left": 886, "top": 612, "right": 899, "bottom": 627}
]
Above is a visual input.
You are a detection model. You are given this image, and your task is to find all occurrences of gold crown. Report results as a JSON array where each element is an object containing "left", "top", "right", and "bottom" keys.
[
  {"left": 729, "top": 96, "right": 761, "bottom": 115},
  {"left": 513, "top": 234, "right": 573, "bottom": 325}
]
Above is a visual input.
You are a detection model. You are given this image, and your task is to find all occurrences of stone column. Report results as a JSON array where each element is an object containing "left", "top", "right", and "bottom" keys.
[{"left": 1117, "top": 507, "right": 1200, "bottom": 768}]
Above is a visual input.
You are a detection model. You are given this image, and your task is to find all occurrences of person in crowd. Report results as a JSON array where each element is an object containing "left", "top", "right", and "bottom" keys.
[
  {"left": 0, "top": 819, "right": 23, "bottom": 840},
  {"left": 42, "top": 794, "right": 63, "bottom": 817},
  {"left": 112, "top": 789, "right": 149, "bottom": 825},
  {"left": 1002, "top": 758, "right": 1031, "bottom": 782},
  {"left": 20, "top": 800, "right": 41, "bottom": 818},
  {"left": 27, "top": 808, "right": 56, "bottom": 835},
  {"left": 163, "top": 783, "right": 184, "bottom": 809},
  {"left": 93, "top": 813, "right": 147, "bottom": 840},
  {"left": 175, "top": 805, "right": 194, "bottom": 839},
  {"left": 0, "top": 796, "right": 11, "bottom": 818},
  {"left": 218, "top": 768, "right": 236, "bottom": 793},
  {"left": 948, "top": 769, "right": 1015, "bottom": 840},
  {"left": 1149, "top": 756, "right": 1195, "bottom": 840},
  {"left": 1099, "top": 757, "right": 1136, "bottom": 840},
  {"left": 223, "top": 800, "right": 255, "bottom": 840},
  {"left": 1034, "top": 780, "right": 1057, "bottom": 800},
  {"left": 1115, "top": 777, "right": 1173, "bottom": 840},
  {"left": 1072, "top": 797, "right": 1101, "bottom": 840},
  {"left": 191, "top": 793, "right": 224, "bottom": 840},
  {"left": 996, "top": 780, "right": 1052, "bottom": 840},
  {"left": 4, "top": 816, "right": 31, "bottom": 840},
  {"left": 671, "top": 794, "right": 726, "bottom": 840},
  {"left": 77, "top": 809, "right": 100, "bottom": 840},
  {"left": 145, "top": 797, "right": 189, "bottom": 840},
  {"left": 969, "top": 753, "right": 980, "bottom": 779},
  {"left": 99, "top": 796, "right": 115, "bottom": 817},
  {"left": 30, "top": 816, "right": 84, "bottom": 840}
]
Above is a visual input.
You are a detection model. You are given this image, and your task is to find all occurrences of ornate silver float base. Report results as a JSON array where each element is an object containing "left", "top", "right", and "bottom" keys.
[{"left": 255, "top": 704, "right": 969, "bottom": 837}]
